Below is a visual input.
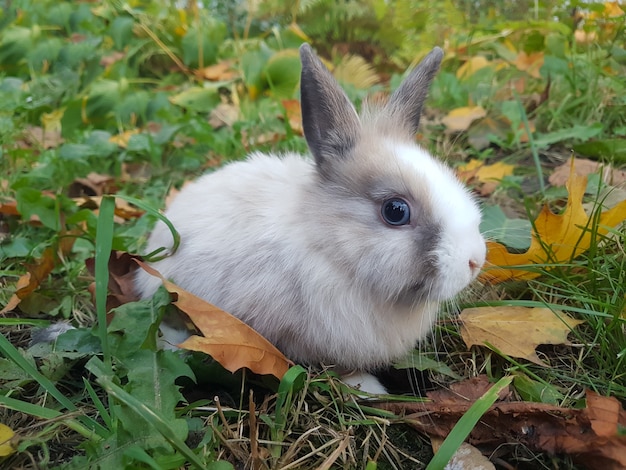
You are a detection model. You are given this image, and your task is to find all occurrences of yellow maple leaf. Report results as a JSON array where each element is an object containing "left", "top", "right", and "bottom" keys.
[
  {"left": 0, "top": 423, "right": 16, "bottom": 457},
  {"left": 604, "top": 1, "right": 624, "bottom": 17},
  {"left": 459, "top": 306, "right": 584, "bottom": 365},
  {"left": 459, "top": 158, "right": 515, "bottom": 182},
  {"left": 441, "top": 106, "right": 487, "bottom": 132},
  {"left": 481, "top": 160, "right": 626, "bottom": 284},
  {"left": 456, "top": 56, "right": 491, "bottom": 80}
]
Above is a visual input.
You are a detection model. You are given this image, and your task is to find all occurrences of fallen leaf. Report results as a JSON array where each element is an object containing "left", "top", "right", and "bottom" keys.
[
  {"left": 138, "top": 262, "right": 292, "bottom": 379},
  {"left": 208, "top": 102, "right": 239, "bottom": 129},
  {"left": 281, "top": 99, "right": 303, "bottom": 135},
  {"left": 0, "top": 423, "right": 16, "bottom": 457},
  {"left": 69, "top": 172, "right": 117, "bottom": 197},
  {"left": 23, "top": 126, "right": 64, "bottom": 149},
  {"left": 456, "top": 56, "right": 491, "bottom": 79},
  {"left": 459, "top": 306, "right": 584, "bottom": 365},
  {"left": 195, "top": 60, "right": 237, "bottom": 81},
  {"left": 442, "top": 106, "right": 486, "bottom": 132},
  {"left": 75, "top": 196, "right": 144, "bottom": 221},
  {"left": 549, "top": 158, "right": 626, "bottom": 186},
  {"left": 100, "top": 51, "right": 126, "bottom": 67},
  {"left": 457, "top": 158, "right": 515, "bottom": 195},
  {"left": 109, "top": 129, "right": 140, "bottom": 148},
  {"left": 514, "top": 51, "right": 544, "bottom": 79},
  {"left": 604, "top": 1, "right": 624, "bottom": 17},
  {"left": 481, "top": 159, "right": 626, "bottom": 284},
  {"left": 376, "top": 381, "right": 626, "bottom": 470},
  {"left": 86, "top": 251, "right": 141, "bottom": 315},
  {"left": 1, "top": 232, "right": 77, "bottom": 314}
]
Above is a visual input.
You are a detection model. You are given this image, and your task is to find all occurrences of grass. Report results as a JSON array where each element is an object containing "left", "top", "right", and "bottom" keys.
[{"left": 1, "top": 0, "right": 625, "bottom": 468}]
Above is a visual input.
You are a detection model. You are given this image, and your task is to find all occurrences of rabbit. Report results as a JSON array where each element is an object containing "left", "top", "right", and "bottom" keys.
[{"left": 134, "top": 44, "right": 486, "bottom": 394}]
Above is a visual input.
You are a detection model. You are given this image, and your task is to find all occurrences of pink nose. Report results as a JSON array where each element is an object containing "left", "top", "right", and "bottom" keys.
[{"left": 469, "top": 258, "right": 482, "bottom": 273}]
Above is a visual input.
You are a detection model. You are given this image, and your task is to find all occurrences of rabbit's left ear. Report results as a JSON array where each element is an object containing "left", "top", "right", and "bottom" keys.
[
  {"left": 385, "top": 47, "right": 443, "bottom": 136},
  {"left": 299, "top": 44, "right": 361, "bottom": 176}
]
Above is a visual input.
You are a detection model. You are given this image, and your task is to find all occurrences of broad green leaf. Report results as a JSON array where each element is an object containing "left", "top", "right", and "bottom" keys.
[
  {"left": 574, "top": 139, "right": 626, "bottom": 163},
  {"left": 180, "top": 20, "right": 226, "bottom": 68},
  {"left": 533, "top": 123, "right": 603, "bottom": 148},
  {"left": 513, "top": 374, "right": 563, "bottom": 405},
  {"left": 15, "top": 188, "right": 60, "bottom": 231},
  {"left": 169, "top": 85, "right": 221, "bottom": 112},
  {"left": 480, "top": 205, "right": 532, "bottom": 250},
  {"left": 241, "top": 44, "right": 273, "bottom": 99},
  {"left": 264, "top": 49, "right": 301, "bottom": 99},
  {"left": 393, "top": 350, "right": 461, "bottom": 380},
  {"left": 109, "top": 16, "right": 135, "bottom": 50}
]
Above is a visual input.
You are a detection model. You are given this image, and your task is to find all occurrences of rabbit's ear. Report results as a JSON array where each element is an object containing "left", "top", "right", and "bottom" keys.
[
  {"left": 385, "top": 47, "right": 443, "bottom": 136},
  {"left": 299, "top": 44, "right": 360, "bottom": 175}
]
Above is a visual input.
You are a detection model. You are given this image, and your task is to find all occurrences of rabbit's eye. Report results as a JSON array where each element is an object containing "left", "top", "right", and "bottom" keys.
[{"left": 381, "top": 198, "right": 410, "bottom": 226}]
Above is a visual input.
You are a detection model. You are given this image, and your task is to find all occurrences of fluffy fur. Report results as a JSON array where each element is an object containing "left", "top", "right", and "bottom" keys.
[{"left": 134, "top": 44, "right": 486, "bottom": 382}]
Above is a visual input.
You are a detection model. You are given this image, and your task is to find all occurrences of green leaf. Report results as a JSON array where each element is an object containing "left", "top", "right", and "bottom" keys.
[
  {"left": 574, "top": 139, "right": 626, "bottom": 163},
  {"left": 180, "top": 20, "right": 227, "bottom": 68},
  {"left": 15, "top": 188, "right": 60, "bottom": 231},
  {"left": 169, "top": 85, "right": 221, "bottom": 112},
  {"left": 513, "top": 374, "right": 563, "bottom": 405},
  {"left": 241, "top": 44, "right": 274, "bottom": 97},
  {"left": 393, "top": 350, "right": 462, "bottom": 380},
  {"left": 109, "top": 16, "right": 135, "bottom": 50},
  {"left": 480, "top": 205, "right": 532, "bottom": 250},
  {"left": 533, "top": 123, "right": 603, "bottom": 148},
  {"left": 264, "top": 49, "right": 302, "bottom": 99}
]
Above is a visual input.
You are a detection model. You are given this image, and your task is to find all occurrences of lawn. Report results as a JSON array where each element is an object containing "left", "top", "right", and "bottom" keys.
[{"left": 1, "top": 1, "right": 625, "bottom": 469}]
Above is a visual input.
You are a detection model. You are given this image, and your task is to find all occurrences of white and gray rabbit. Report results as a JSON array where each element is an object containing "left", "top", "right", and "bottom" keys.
[{"left": 134, "top": 44, "right": 486, "bottom": 394}]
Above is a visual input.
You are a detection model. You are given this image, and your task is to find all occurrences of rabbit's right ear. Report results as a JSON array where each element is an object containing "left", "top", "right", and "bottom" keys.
[{"left": 299, "top": 44, "right": 360, "bottom": 177}]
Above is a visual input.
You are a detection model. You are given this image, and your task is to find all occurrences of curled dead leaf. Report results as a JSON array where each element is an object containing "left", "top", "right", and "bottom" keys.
[
  {"left": 376, "top": 382, "right": 626, "bottom": 470},
  {"left": 137, "top": 261, "right": 292, "bottom": 379}
]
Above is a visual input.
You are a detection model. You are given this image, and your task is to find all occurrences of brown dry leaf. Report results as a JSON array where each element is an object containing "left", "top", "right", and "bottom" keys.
[
  {"left": 69, "top": 172, "right": 117, "bottom": 197},
  {"left": 1, "top": 232, "right": 77, "bottom": 314},
  {"left": 281, "top": 99, "right": 303, "bottom": 135},
  {"left": 456, "top": 56, "right": 491, "bottom": 79},
  {"left": 514, "top": 51, "right": 544, "bottom": 79},
  {"left": 100, "top": 51, "right": 126, "bottom": 68},
  {"left": 459, "top": 306, "right": 584, "bottom": 365},
  {"left": 376, "top": 380, "right": 626, "bottom": 470},
  {"left": 441, "top": 106, "right": 486, "bottom": 132},
  {"left": 23, "top": 126, "right": 64, "bottom": 149},
  {"left": 196, "top": 61, "right": 237, "bottom": 81},
  {"left": 86, "top": 251, "right": 141, "bottom": 315},
  {"left": 208, "top": 102, "right": 239, "bottom": 129},
  {"left": 138, "top": 262, "right": 292, "bottom": 379},
  {"left": 481, "top": 160, "right": 626, "bottom": 284},
  {"left": 549, "top": 158, "right": 626, "bottom": 186},
  {"left": 75, "top": 196, "right": 144, "bottom": 221}
]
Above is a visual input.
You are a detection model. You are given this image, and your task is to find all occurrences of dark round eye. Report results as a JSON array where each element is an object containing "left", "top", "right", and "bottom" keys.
[{"left": 381, "top": 198, "right": 411, "bottom": 226}]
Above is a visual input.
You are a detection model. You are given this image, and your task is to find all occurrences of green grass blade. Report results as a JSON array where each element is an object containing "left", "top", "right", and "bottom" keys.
[
  {"left": 426, "top": 375, "right": 513, "bottom": 470},
  {"left": 114, "top": 194, "right": 180, "bottom": 261},
  {"left": 0, "top": 334, "right": 108, "bottom": 438},
  {"left": 95, "top": 195, "right": 115, "bottom": 374},
  {"left": 0, "top": 395, "right": 104, "bottom": 440},
  {"left": 83, "top": 378, "right": 112, "bottom": 430}
]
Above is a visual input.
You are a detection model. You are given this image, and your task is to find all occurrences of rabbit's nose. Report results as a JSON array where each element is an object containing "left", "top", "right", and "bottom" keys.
[{"left": 469, "top": 258, "right": 483, "bottom": 274}]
